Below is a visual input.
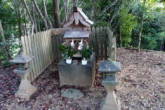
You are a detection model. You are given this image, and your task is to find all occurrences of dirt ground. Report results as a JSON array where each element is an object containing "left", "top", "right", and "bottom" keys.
[
  {"left": 116, "top": 48, "right": 165, "bottom": 110},
  {"left": 0, "top": 48, "right": 165, "bottom": 110}
]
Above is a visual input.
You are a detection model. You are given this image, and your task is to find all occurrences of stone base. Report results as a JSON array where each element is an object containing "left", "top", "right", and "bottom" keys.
[
  {"left": 15, "top": 79, "right": 37, "bottom": 101},
  {"left": 58, "top": 54, "right": 95, "bottom": 87},
  {"left": 102, "top": 84, "right": 120, "bottom": 110},
  {"left": 102, "top": 91, "right": 120, "bottom": 110},
  {"left": 61, "top": 88, "right": 84, "bottom": 99}
]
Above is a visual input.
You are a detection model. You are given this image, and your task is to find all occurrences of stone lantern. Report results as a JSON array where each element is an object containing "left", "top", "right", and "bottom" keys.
[
  {"left": 98, "top": 60, "right": 121, "bottom": 110},
  {"left": 10, "top": 52, "right": 37, "bottom": 100}
]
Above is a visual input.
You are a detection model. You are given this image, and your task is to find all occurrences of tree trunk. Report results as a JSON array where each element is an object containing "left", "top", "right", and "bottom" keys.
[
  {"left": 12, "top": 0, "right": 22, "bottom": 37},
  {"left": 138, "top": 0, "right": 146, "bottom": 52},
  {"left": 64, "top": 0, "right": 69, "bottom": 22},
  {"left": 43, "top": 0, "right": 53, "bottom": 28},
  {"left": 52, "top": 0, "right": 61, "bottom": 28},
  {"left": 32, "top": 4, "right": 38, "bottom": 32},
  {"left": 32, "top": 0, "right": 49, "bottom": 29},
  {"left": 138, "top": 20, "right": 143, "bottom": 51},
  {"left": 73, "top": 0, "right": 78, "bottom": 7},
  {"left": 18, "top": 9, "right": 22, "bottom": 37},
  {"left": 119, "top": 26, "right": 122, "bottom": 47},
  {"left": 22, "top": 0, "right": 34, "bottom": 26},
  {"left": 0, "top": 21, "right": 10, "bottom": 59}
]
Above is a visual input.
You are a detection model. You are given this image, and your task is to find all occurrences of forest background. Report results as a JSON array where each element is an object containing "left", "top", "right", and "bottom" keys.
[{"left": 0, "top": 0, "right": 164, "bottom": 66}]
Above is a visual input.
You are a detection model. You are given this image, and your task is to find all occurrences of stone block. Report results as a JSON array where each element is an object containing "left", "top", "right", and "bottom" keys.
[
  {"left": 61, "top": 88, "right": 84, "bottom": 99},
  {"left": 15, "top": 79, "right": 37, "bottom": 101},
  {"left": 58, "top": 54, "right": 95, "bottom": 87}
]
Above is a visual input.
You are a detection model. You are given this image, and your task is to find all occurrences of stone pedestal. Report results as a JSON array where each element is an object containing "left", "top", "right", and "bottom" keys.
[
  {"left": 102, "top": 84, "right": 119, "bottom": 110},
  {"left": 15, "top": 78, "right": 37, "bottom": 100},
  {"left": 58, "top": 54, "right": 95, "bottom": 87},
  {"left": 13, "top": 69, "right": 37, "bottom": 101}
]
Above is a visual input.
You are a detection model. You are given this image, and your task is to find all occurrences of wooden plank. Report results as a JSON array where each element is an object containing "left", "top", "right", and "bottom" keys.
[
  {"left": 21, "top": 36, "right": 27, "bottom": 55},
  {"left": 36, "top": 32, "right": 44, "bottom": 77},
  {"left": 28, "top": 35, "right": 36, "bottom": 81},
  {"left": 104, "top": 27, "right": 108, "bottom": 59},
  {"left": 46, "top": 31, "right": 51, "bottom": 64},
  {"left": 95, "top": 27, "right": 99, "bottom": 60},
  {"left": 24, "top": 36, "right": 32, "bottom": 81},
  {"left": 107, "top": 27, "right": 114, "bottom": 61},
  {"left": 42, "top": 32, "right": 47, "bottom": 68},
  {"left": 39, "top": 32, "right": 44, "bottom": 73},
  {"left": 100, "top": 27, "right": 104, "bottom": 60},
  {"left": 111, "top": 36, "right": 116, "bottom": 61},
  {"left": 98, "top": 27, "right": 102, "bottom": 59},
  {"left": 32, "top": 33, "right": 38, "bottom": 81},
  {"left": 28, "top": 35, "right": 34, "bottom": 81},
  {"left": 35, "top": 33, "right": 41, "bottom": 77},
  {"left": 91, "top": 27, "right": 96, "bottom": 57},
  {"left": 32, "top": 33, "right": 40, "bottom": 80}
]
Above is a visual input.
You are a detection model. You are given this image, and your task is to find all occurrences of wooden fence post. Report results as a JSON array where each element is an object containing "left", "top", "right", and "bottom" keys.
[{"left": 107, "top": 27, "right": 116, "bottom": 61}]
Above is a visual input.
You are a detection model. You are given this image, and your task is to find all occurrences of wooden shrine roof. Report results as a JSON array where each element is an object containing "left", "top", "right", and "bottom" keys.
[{"left": 63, "top": 7, "right": 94, "bottom": 28}]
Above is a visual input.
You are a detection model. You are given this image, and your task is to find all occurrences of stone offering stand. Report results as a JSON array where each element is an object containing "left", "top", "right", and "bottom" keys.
[{"left": 10, "top": 6, "right": 121, "bottom": 110}]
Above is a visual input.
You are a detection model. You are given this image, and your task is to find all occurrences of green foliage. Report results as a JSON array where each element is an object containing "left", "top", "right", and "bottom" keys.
[
  {"left": 0, "top": 0, "right": 23, "bottom": 65},
  {"left": 59, "top": 45, "right": 76, "bottom": 58},
  {"left": 81, "top": 48, "right": 92, "bottom": 59},
  {"left": 123, "top": 0, "right": 165, "bottom": 51},
  {"left": 119, "top": 9, "right": 137, "bottom": 47},
  {"left": 142, "top": 35, "right": 157, "bottom": 49},
  {"left": 0, "top": 0, "right": 164, "bottom": 65},
  {"left": 1, "top": 60, "right": 12, "bottom": 67}
]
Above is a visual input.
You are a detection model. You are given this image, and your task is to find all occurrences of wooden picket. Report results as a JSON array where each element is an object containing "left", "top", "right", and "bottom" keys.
[
  {"left": 90, "top": 26, "right": 115, "bottom": 60},
  {"left": 21, "top": 30, "right": 62, "bottom": 81},
  {"left": 20, "top": 27, "right": 115, "bottom": 82}
]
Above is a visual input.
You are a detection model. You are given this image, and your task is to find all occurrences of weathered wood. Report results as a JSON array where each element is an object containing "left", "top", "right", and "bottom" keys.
[
  {"left": 63, "top": 7, "right": 93, "bottom": 28},
  {"left": 51, "top": 28, "right": 69, "bottom": 35},
  {"left": 90, "top": 26, "right": 115, "bottom": 61},
  {"left": 106, "top": 27, "right": 116, "bottom": 61},
  {"left": 20, "top": 27, "right": 115, "bottom": 82}
]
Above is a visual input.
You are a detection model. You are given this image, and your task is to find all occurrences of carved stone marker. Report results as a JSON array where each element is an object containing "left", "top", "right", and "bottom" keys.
[
  {"left": 10, "top": 52, "right": 37, "bottom": 101},
  {"left": 98, "top": 60, "right": 121, "bottom": 110}
]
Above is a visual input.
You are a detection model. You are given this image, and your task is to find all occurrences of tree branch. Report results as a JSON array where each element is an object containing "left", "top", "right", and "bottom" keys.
[{"left": 32, "top": 0, "right": 49, "bottom": 29}]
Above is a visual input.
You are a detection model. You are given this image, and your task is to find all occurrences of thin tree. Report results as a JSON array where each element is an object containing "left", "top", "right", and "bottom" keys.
[
  {"left": 138, "top": 0, "right": 146, "bottom": 52},
  {"left": 32, "top": 0, "right": 49, "bottom": 29},
  {"left": 52, "top": 0, "right": 61, "bottom": 28},
  {"left": 0, "top": 21, "right": 10, "bottom": 59},
  {"left": 43, "top": 0, "right": 53, "bottom": 28}
]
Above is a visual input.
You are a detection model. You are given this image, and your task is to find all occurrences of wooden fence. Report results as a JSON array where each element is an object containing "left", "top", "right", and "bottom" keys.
[
  {"left": 21, "top": 30, "right": 62, "bottom": 81},
  {"left": 21, "top": 27, "right": 115, "bottom": 82},
  {"left": 90, "top": 27, "right": 116, "bottom": 60}
]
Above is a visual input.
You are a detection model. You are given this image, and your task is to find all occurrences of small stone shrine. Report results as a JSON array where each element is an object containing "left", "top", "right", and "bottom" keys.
[
  {"left": 98, "top": 60, "right": 121, "bottom": 110},
  {"left": 58, "top": 7, "right": 95, "bottom": 87}
]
